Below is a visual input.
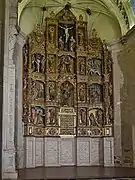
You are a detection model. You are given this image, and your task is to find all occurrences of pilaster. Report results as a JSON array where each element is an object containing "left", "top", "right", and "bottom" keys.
[
  {"left": 15, "top": 32, "right": 26, "bottom": 169},
  {"left": 2, "top": 0, "right": 18, "bottom": 179},
  {"left": 108, "top": 41, "right": 123, "bottom": 166}
]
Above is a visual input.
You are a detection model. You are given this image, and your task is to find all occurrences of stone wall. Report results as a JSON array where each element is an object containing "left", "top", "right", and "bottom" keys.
[
  {"left": 0, "top": 0, "right": 5, "bottom": 179},
  {"left": 2, "top": 0, "right": 19, "bottom": 179},
  {"left": 117, "top": 27, "right": 135, "bottom": 167}
]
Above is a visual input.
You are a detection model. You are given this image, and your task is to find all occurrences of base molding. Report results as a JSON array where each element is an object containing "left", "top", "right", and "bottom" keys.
[
  {"left": 18, "top": 166, "right": 135, "bottom": 179},
  {"left": 2, "top": 172, "right": 18, "bottom": 180}
]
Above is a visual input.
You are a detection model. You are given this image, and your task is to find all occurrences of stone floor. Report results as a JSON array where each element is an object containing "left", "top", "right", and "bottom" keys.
[{"left": 18, "top": 166, "right": 135, "bottom": 179}]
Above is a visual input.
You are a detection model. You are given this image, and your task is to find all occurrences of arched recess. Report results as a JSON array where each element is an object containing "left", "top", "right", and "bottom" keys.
[
  {"left": 18, "top": 0, "right": 135, "bottom": 38},
  {"left": 18, "top": 0, "right": 123, "bottom": 43},
  {"left": 20, "top": 7, "right": 115, "bottom": 168}
]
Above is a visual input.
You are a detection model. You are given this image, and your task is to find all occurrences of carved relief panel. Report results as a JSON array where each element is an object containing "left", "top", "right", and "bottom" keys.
[
  {"left": 87, "top": 59, "right": 102, "bottom": 77},
  {"left": 88, "top": 84, "right": 103, "bottom": 105},
  {"left": 58, "top": 55, "right": 74, "bottom": 74},
  {"left": 22, "top": 7, "right": 113, "bottom": 137}
]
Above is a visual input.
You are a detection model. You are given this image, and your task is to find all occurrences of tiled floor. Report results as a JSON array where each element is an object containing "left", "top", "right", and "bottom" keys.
[{"left": 18, "top": 166, "right": 135, "bottom": 179}]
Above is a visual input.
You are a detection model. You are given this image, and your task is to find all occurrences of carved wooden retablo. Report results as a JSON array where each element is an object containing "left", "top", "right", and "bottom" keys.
[{"left": 22, "top": 7, "right": 114, "bottom": 137}]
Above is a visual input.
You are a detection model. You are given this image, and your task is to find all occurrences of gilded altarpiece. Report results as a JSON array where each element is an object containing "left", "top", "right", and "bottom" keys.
[{"left": 22, "top": 8, "right": 113, "bottom": 138}]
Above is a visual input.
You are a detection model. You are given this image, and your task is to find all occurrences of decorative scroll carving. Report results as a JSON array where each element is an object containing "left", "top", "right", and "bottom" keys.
[
  {"left": 22, "top": 6, "right": 114, "bottom": 137},
  {"left": 28, "top": 24, "right": 45, "bottom": 52},
  {"left": 88, "top": 29, "right": 102, "bottom": 58},
  {"left": 87, "top": 59, "right": 102, "bottom": 76}
]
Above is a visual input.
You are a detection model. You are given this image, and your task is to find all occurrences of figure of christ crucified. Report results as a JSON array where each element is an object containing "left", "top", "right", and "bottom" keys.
[{"left": 59, "top": 24, "right": 73, "bottom": 44}]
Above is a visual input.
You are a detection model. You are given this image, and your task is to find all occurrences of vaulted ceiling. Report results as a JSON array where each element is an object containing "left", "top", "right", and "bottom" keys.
[{"left": 18, "top": 0, "right": 135, "bottom": 43}]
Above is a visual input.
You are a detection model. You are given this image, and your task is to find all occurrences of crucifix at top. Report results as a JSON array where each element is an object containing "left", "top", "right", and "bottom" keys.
[{"left": 59, "top": 24, "right": 73, "bottom": 44}]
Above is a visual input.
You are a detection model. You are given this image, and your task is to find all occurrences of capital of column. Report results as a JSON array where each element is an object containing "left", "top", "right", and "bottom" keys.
[
  {"left": 16, "top": 30, "right": 27, "bottom": 46},
  {"left": 108, "top": 40, "right": 122, "bottom": 53}
]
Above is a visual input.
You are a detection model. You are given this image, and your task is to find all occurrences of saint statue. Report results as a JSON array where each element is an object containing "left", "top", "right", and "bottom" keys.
[
  {"left": 48, "top": 108, "right": 56, "bottom": 125},
  {"left": 48, "top": 55, "right": 55, "bottom": 73},
  {"left": 92, "top": 29, "right": 97, "bottom": 38},
  {"left": 59, "top": 36, "right": 64, "bottom": 50},
  {"left": 69, "top": 36, "right": 75, "bottom": 52},
  {"left": 49, "top": 82, "right": 56, "bottom": 101},
  {"left": 31, "top": 108, "right": 38, "bottom": 124},
  {"left": 61, "top": 82, "right": 73, "bottom": 107},
  {"left": 79, "top": 59, "right": 85, "bottom": 75},
  {"left": 49, "top": 26, "right": 55, "bottom": 44},
  {"left": 96, "top": 110, "right": 103, "bottom": 125},
  {"left": 79, "top": 84, "right": 85, "bottom": 102},
  {"left": 89, "top": 113, "right": 96, "bottom": 126},
  {"left": 78, "top": 30, "right": 84, "bottom": 46},
  {"left": 79, "top": 109, "right": 86, "bottom": 125}
]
